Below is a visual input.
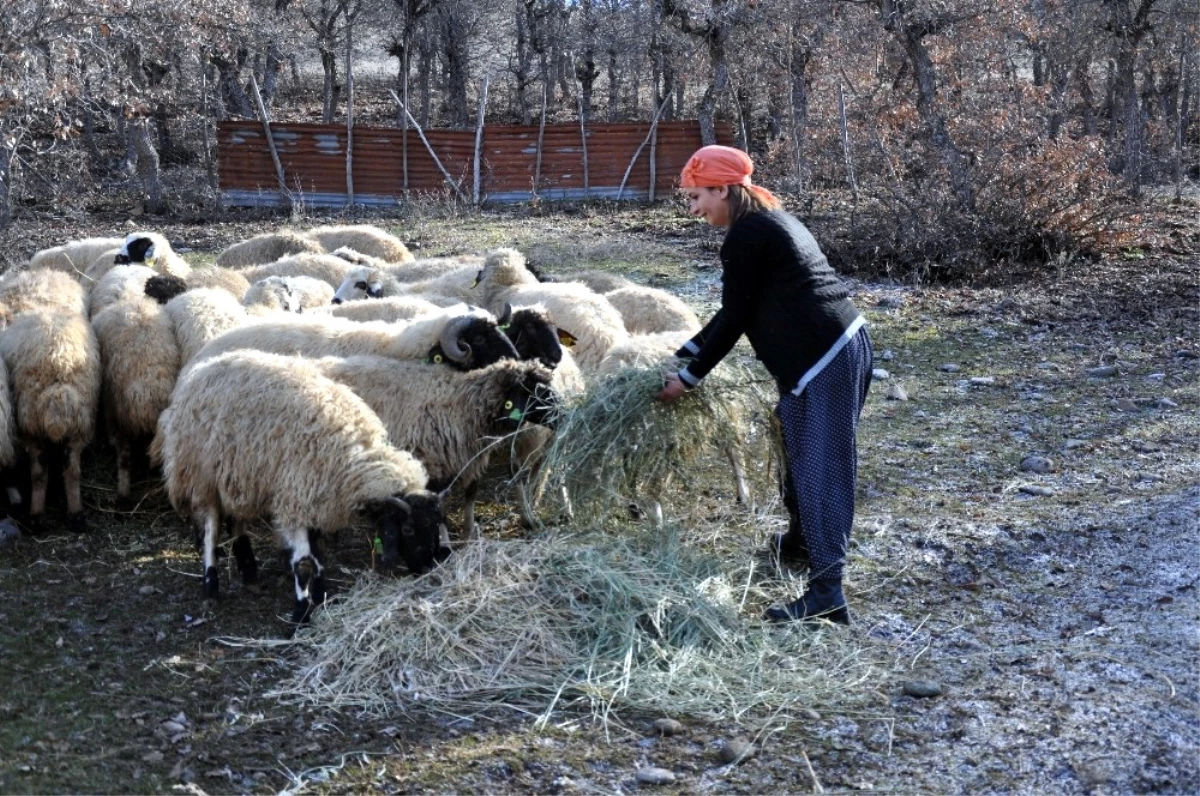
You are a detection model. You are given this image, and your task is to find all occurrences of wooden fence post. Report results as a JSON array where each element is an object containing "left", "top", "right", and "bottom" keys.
[
  {"left": 617, "top": 97, "right": 670, "bottom": 201},
  {"left": 345, "top": 20, "right": 355, "bottom": 208},
  {"left": 473, "top": 75, "right": 490, "bottom": 206},
  {"left": 389, "top": 89, "right": 468, "bottom": 203},
  {"left": 249, "top": 75, "right": 289, "bottom": 205}
]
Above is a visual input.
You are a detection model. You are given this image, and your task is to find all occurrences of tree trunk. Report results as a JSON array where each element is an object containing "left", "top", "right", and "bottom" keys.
[
  {"left": 0, "top": 135, "right": 13, "bottom": 230},
  {"left": 418, "top": 36, "right": 434, "bottom": 127},
  {"left": 515, "top": 8, "right": 533, "bottom": 124},
  {"left": 131, "top": 118, "right": 165, "bottom": 214},
  {"left": 440, "top": 11, "right": 470, "bottom": 127},
  {"left": 607, "top": 47, "right": 620, "bottom": 122},
  {"left": 211, "top": 53, "right": 255, "bottom": 119},
  {"left": 321, "top": 46, "right": 340, "bottom": 123},
  {"left": 262, "top": 40, "right": 284, "bottom": 107}
]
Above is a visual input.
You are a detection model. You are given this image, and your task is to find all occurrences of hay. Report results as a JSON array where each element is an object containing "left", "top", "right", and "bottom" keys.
[
  {"left": 528, "top": 358, "right": 777, "bottom": 524},
  {"left": 261, "top": 530, "right": 883, "bottom": 727}
]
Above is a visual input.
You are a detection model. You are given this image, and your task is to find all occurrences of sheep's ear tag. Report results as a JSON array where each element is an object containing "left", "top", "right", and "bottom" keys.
[
  {"left": 505, "top": 399, "right": 522, "bottom": 421},
  {"left": 373, "top": 535, "right": 384, "bottom": 556},
  {"left": 557, "top": 329, "right": 578, "bottom": 347},
  {"left": 427, "top": 353, "right": 443, "bottom": 365}
]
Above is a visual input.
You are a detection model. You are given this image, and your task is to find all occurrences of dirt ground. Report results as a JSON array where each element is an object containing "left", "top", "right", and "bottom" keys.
[{"left": 0, "top": 196, "right": 1196, "bottom": 795}]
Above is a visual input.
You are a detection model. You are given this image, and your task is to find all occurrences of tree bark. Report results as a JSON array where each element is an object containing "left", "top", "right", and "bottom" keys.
[
  {"left": 0, "top": 134, "right": 13, "bottom": 230},
  {"left": 131, "top": 118, "right": 165, "bottom": 214}
]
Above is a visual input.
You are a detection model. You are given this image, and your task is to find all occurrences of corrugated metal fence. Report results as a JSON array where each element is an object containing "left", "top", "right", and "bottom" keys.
[{"left": 218, "top": 120, "right": 733, "bottom": 207}]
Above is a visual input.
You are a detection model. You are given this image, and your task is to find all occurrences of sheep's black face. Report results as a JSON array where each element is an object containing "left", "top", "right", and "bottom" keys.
[
  {"left": 122, "top": 237, "right": 156, "bottom": 264},
  {"left": 459, "top": 318, "right": 520, "bottom": 369},
  {"left": 503, "top": 309, "right": 562, "bottom": 370},
  {"left": 366, "top": 492, "right": 449, "bottom": 574},
  {"left": 144, "top": 274, "right": 189, "bottom": 305},
  {"left": 495, "top": 370, "right": 560, "bottom": 430}
]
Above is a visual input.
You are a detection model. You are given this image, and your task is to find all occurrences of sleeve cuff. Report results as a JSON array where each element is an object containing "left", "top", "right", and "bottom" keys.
[
  {"left": 677, "top": 367, "right": 701, "bottom": 388},
  {"left": 681, "top": 340, "right": 701, "bottom": 356}
]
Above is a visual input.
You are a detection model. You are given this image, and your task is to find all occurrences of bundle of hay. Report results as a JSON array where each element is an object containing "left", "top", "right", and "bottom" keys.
[
  {"left": 261, "top": 531, "right": 881, "bottom": 725},
  {"left": 528, "top": 358, "right": 777, "bottom": 523}
]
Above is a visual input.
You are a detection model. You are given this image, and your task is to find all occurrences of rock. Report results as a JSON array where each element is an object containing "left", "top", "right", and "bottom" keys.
[
  {"left": 718, "top": 738, "right": 756, "bottom": 764},
  {"left": 161, "top": 720, "right": 186, "bottom": 734},
  {"left": 1175, "top": 349, "right": 1198, "bottom": 360},
  {"left": 1146, "top": 372, "right": 1166, "bottom": 381},
  {"left": 651, "top": 718, "right": 684, "bottom": 737},
  {"left": 1074, "top": 760, "right": 1110, "bottom": 787},
  {"left": 880, "top": 349, "right": 895, "bottom": 361},
  {"left": 138, "top": 585, "right": 156, "bottom": 596},
  {"left": 1019, "top": 485, "right": 1055, "bottom": 497},
  {"left": 1020, "top": 455, "right": 1055, "bottom": 474},
  {"left": 1158, "top": 397, "right": 1179, "bottom": 409},
  {"left": 1115, "top": 398, "right": 1140, "bottom": 412},
  {"left": 969, "top": 376, "right": 996, "bottom": 386},
  {"left": 872, "top": 368, "right": 890, "bottom": 380},
  {"left": 877, "top": 295, "right": 905, "bottom": 309},
  {"left": 1063, "top": 439, "right": 1089, "bottom": 450},
  {"left": 901, "top": 680, "right": 944, "bottom": 698},
  {"left": 636, "top": 767, "right": 676, "bottom": 785},
  {"left": 886, "top": 384, "right": 909, "bottom": 401},
  {"left": 937, "top": 363, "right": 961, "bottom": 373},
  {"left": 800, "top": 708, "right": 821, "bottom": 721},
  {"left": 1087, "top": 365, "right": 1119, "bottom": 378}
]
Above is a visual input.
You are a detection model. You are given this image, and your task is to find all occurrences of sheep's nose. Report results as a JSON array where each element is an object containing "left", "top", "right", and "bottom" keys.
[{"left": 331, "top": 297, "right": 342, "bottom": 305}]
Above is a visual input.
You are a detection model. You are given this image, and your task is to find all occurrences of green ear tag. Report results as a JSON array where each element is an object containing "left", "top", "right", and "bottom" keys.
[
  {"left": 508, "top": 407, "right": 524, "bottom": 421},
  {"left": 373, "top": 535, "right": 384, "bottom": 556}
]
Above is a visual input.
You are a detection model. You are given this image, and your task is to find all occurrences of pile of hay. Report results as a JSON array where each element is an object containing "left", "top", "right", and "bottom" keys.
[
  {"left": 527, "top": 358, "right": 777, "bottom": 524},
  {"left": 262, "top": 531, "right": 882, "bottom": 726}
]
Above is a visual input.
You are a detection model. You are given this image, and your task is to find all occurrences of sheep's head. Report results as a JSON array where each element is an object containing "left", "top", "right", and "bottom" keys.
[
  {"left": 364, "top": 491, "right": 450, "bottom": 574},
  {"left": 435, "top": 314, "right": 519, "bottom": 369},
  {"left": 332, "top": 265, "right": 386, "bottom": 303},
  {"left": 472, "top": 247, "right": 536, "bottom": 297},
  {"left": 500, "top": 305, "right": 563, "bottom": 369},
  {"left": 115, "top": 234, "right": 157, "bottom": 265},
  {"left": 247, "top": 276, "right": 301, "bottom": 313},
  {"left": 492, "top": 362, "right": 560, "bottom": 430},
  {"left": 144, "top": 274, "right": 189, "bottom": 305}
]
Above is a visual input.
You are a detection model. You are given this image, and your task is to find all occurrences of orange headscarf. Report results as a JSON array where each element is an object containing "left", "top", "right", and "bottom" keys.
[{"left": 679, "top": 145, "right": 754, "bottom": 188}]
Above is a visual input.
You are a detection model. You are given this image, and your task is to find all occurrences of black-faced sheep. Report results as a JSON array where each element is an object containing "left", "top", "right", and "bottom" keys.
[
  {"left": 97, "top": 231, "right": 192, "bottom": 282},
  {"left": 90, "top": 294, "right": 181, "bottom": 504},
  {"left": 313, "top": 355, "right": 560, "bottom": 537},
  {"left": 157, "top": 350, "right": 449, "bottom": 624},
  {"left": 307, "top": 224, "right": 415, "bottom": 264},
  {"left": 190, "top": 307, "right": 518, "bottom": 373},
  {"left": 470, "top": 248, "right": 628, "bottom": 370},
  {"left": 214, "top": 230, "right": 324, "bottom": 268},
  {"left": 0, "top": 282, "right": 101, "bottom": 531}
]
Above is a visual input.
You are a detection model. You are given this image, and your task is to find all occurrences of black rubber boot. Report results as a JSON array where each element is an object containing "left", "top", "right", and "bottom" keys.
[{"left": 764, "top": 577, "right": 850, "bottom": 626}]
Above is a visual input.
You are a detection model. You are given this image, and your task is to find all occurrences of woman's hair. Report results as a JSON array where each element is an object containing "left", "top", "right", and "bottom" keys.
[{"left": 726, "top": 183, "right": 782, "bottom": 225}]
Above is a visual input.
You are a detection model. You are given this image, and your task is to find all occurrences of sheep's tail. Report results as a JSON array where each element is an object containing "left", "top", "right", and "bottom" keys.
[
  {"left": 37, "top": 385, "right": 93, "bottom": 443},
  {"left": 148, "top": 406, "right": 171, "bottom": 467}
]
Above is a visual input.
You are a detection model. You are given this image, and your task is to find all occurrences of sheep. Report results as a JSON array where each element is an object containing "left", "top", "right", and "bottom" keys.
[
  {"left": 239, "top": 252, "right": 352, "bottom": 288},
  {"left": 27, "top": 237, "right": 125, "bottom": 278},
  {"left": 87, "top": 231, "right": 191, "bottom": 282},
  {"left": 184, "top": 265, "right": 252, "bottom": 300},
  {"left": 321, "top": 295, "right": 449, "bottom": 323},
  {"left": 0, "top": 268, "right": 88, "bottom": 316},
  {"left": 189, "top": 306, "right": 518, "bottom": 373},
  {"left": 313, "top": 355, "right": 559, "bottom": 536},
  {"left": 604, "top": 285, "right": 702, "bottom": 335},
  {"left": 156, "top": 350, "right": 449, "bottom": 623},
  {"left": 214, "top": 230, "right": 324, "bottom": 268},
  {"left": 244, "top": 275, "right": 333, "bottom": 311},
  {"left": 142, "top": 274, "right": 190, "bottom": 305},
  {"left": 0, "top": 327, "right": 19, "bottom": 513},
  {"left": 0, "top": 282, "right": 101, "bottom": 531},
  {"left": 332, "top": 246, "right": 482, "bottom": 284},
  {"left": 90, "top": 293, "right": 180, "bottom": 504},
  {"left": 87, "top": 264, "right": 158, "bottom": 319},
  {"left": 160, "top": 287, "right": 250, "bottom": 365},
  {"left": 331, "top": 263, "right": 406, "bottom": 303},
  {"left": 558, "top": 269, "right": 635, "bottom": 294},
  {"left": 471, "top": 248, "right": 628, "bottom": 370},
  {"left": 307, "top": 224, "right": 414, "bottom": 264}
]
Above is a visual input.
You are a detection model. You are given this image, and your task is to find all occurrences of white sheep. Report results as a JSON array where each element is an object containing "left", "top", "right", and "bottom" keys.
[
  {"left": 321, "top": 295, "right": 449, "bottom": 323},
  {"left": 184, "top": 266, "right": 252, "bottom": 300},
  {"left": 307, "top": 224, "right": 415, "bottom": 264},
  {"left": 242, "top": 275, "right": 331, "bottom": 313},
  {"left": 87, "top": 231, "right": 191, "bottom": 282},
  {"left": 0, "top": 268, "right": 89, "bottom": 316},
  {"left": 558, "top": 269, "right": 634, "bottom": 294},
  {"left": 90, "top": 293, "right": 181, "bottom": 504},
  {"left": 471, "top": 248, "right": 628, "bottom": 370},
  {"left": 88, "top": 264, "right": 158, "bottom": 319},
  {"left": 604, "top": 284, "right": 702, "bottom": 335},
  {"left": 157, "top": 349, "right": 448, "bottom": 623},
  {"left": 0, "top": 279, "right": 101, "bottom": 531},
  {"left": 239, "top": 252, "right": 352, "bottom": 288},
  {"left": 189, "top": 307, "right": 517, "bottom": 373},
  {"left": 162, "top": 288, "right": 250, "bottom": 365},
  {"left": 332, "top": 246, "right": 481, "bottom": 284},
  {"left": 27, "top": 237, "right": 126, "bottom": 278},
  {"left": 214, "top": 230, "right": 324, "bottom": 268},
  {"left": 313, "top": 355, "right": 559, "bottom": 536}
]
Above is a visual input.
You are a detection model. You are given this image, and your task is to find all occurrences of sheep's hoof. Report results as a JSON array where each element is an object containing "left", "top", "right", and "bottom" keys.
[
  {"left": 232, "top": 537, "right": 258, "bottom": 585},
  {"left": 67, "top": 513, "right": 88, "bottom": 534},
  {"left": 202, "top": 566, "right": 219, "bottom": 600},
  {"left": 290, "top": 598, "right": 314, "bottom": 627}
]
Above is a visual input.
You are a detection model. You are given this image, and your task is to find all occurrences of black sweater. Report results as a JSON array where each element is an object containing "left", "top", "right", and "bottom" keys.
[{"left": 677, "top": 210, "right": 862, "bottom": 393}]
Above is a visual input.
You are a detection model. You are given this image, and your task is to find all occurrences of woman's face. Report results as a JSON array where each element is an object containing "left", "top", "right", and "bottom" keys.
[{"left": 682, "top": 186, "right": 731, "bottom": 227}]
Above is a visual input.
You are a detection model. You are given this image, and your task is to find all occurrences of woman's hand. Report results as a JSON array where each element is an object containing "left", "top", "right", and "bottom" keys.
[{"left": 656, "top": 373, "right": 689, "bottom": 403}]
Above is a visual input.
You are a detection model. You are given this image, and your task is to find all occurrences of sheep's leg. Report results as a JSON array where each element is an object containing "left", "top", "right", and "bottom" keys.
[
  {"left": 27, "top": 442, "right": 47, "bottom": 519},
  {"left": 462, "top": 480, "right": 479, "bottom": 540},
  {"left": 231, "top": 522, "right": 259, "bottom": 591},
  {"left": 4, "top": 486, "right": 21, "bottom": 509},
  {"left": 727, "top": 444, "right": 751, "bottom": 505},
  {"left": 64, "top": 440, "right": 87, "bottom": 533},
  {"left": 115, "top": 435, "right": 133, "bottom": 506},
  {"left": 200, "top": 507, "right": 222, "bottom": 600},
  {"left": 288, "top": 528, "right": 325, "bottom": 625}
]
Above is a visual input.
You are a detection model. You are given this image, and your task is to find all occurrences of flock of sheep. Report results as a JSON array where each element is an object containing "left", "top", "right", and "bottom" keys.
[{"left": 0, "top": 223, "right": 705, "bottom": 624}]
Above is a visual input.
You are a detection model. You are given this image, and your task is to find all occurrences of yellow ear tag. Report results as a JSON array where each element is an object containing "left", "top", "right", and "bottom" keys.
[
  {"left": 433, "top": 354, "right": 443, "bottom": 364},
  {"left": 557, "top": 329, "right": 578, "bottom": 347}
]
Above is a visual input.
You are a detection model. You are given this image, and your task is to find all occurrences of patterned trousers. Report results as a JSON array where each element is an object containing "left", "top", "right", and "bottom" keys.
[{"left": 776, "top": 325, "right": 873, "bottom": 581}]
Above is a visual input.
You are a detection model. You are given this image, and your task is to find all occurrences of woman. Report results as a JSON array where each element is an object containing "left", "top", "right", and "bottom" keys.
[{"left": 657, "top": 145, "right": 872, "bottom": 625}]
